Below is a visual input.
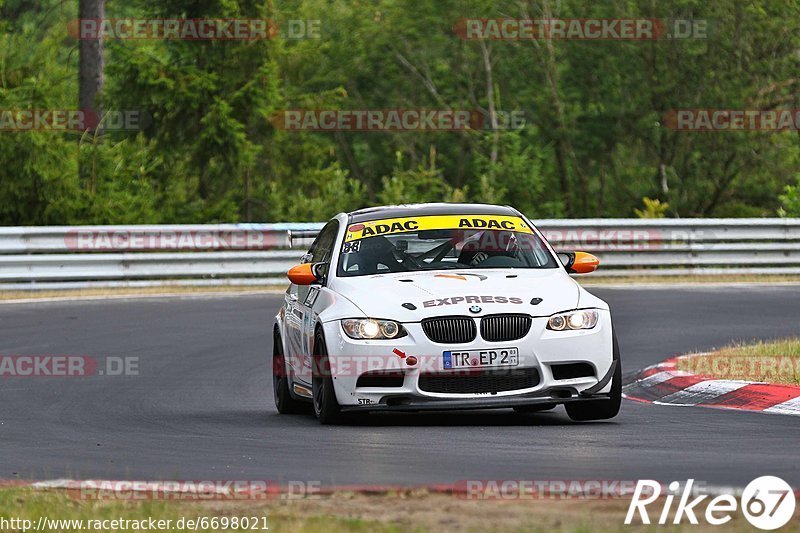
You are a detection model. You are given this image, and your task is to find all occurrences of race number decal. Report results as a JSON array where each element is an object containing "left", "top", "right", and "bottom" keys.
[
  {"left": 341, "top": 240, "right": 361, "bottom": 254},
  {"left": 304, "top": 287, "right": 320, "bottom": 307}
]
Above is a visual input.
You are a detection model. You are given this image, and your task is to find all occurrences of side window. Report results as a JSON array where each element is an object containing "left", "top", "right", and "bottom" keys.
[{"left": 310, "top": 221, "right": 339, "bottom": 264}]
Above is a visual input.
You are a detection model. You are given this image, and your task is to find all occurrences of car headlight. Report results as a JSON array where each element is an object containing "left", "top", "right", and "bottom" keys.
[
  {"left": 341, "top": 319, "right": 408, "bottom": 340},
  {"left": 547, "top": 310, "right": 599, "bottom": 331}
]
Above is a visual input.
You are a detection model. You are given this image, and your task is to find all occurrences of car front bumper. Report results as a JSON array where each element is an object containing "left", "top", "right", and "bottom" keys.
[{"left": 321, "top": 309, "right": 616, "bottom": 410}]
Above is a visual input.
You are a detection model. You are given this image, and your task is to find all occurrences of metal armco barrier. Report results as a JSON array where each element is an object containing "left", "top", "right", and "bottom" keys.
[{"left": 0, "top": 218, "right": 798, "bottom": 289}]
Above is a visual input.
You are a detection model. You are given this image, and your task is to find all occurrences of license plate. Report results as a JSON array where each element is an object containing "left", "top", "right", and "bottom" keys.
[{"left": 443, "top": 348, "right": 519, "bottom": 369}]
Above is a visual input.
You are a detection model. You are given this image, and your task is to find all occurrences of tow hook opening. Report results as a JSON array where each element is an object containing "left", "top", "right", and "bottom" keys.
[
  {"left": 384, "top": 396, "right": 411, "bottom": 407},
  {"left": 549, "top": 388, "right": 575, "bottom": 400}
]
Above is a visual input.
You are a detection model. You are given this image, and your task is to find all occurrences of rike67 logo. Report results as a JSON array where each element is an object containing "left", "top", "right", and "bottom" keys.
[{"left": 625, "top": 477, "right": 796, "bottom": 530}]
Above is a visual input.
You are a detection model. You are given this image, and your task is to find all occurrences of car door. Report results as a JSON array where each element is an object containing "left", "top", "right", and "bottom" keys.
[
  {"left": 283, "top": 252, "right": 309, "bottom": 384},
  {"left": 292, "top": 220, "right": 339, "bottom": 385}
]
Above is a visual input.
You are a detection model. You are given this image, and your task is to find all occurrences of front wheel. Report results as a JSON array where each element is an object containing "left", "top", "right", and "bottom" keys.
[
  {"left": 312, "top": 330, "right": 344, "bottom": 425},
  {"left": 565, "top": 333, "right": 622, "bottom": 422}
]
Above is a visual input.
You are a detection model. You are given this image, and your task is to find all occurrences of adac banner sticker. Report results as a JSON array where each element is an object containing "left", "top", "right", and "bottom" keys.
[{"left": 344, "top": 215, "right": 533, "bottom": 242}]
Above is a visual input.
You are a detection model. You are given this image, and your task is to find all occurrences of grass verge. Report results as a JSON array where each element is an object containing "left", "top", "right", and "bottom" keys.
[
  {"left": 583, "top": 274, "right": 800, "bottom": 286},
  {"left": 677, "top": 338, "right": 800, "bottom": 385},
  {"left": 0, "top": 487, "right": 796, "bottom": 532},
  {"left": 0, "top": 285, "right": 284, "bottom": 302}
]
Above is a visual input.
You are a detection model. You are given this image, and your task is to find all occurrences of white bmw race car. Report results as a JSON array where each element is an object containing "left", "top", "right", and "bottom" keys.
[{"left": 272, "top": 203, "right": 621, "bottom": 424}]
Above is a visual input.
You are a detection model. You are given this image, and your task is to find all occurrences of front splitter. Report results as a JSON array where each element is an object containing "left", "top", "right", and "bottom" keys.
[{"left": 340, "top": 388, "right": 612, "bottom": 413}]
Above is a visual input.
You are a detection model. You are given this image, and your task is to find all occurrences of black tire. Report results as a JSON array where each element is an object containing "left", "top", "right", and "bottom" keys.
[
  {"left": 272, "top": 331, "right": 307, "bottom": 414},
  {"left": 565, "top": 332, "right": 622, "bottom": 422},
  {"left": 312, "top": 329, "right": 344, "bottom": 425},
  {"left": 513, "top": 403, "right": 557, "bottom": 413}
]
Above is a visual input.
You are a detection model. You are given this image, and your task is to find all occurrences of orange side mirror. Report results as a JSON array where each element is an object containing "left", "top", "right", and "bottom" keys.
[
  {"left": 570, "top": 252, "right": 600, "bottom": 274},
  {"left": 287, "top": 263, "right": 320, "bottom": 285}
]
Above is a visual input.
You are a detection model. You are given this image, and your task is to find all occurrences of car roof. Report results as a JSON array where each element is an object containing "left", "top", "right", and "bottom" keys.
[{"left": 347, "top": 203, "right": 519, "bottom": 223}]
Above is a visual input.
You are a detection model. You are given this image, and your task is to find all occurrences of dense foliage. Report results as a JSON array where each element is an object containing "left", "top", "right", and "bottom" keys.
[{"left": 2, "top": 0, "right": 800, "bottom": 224}]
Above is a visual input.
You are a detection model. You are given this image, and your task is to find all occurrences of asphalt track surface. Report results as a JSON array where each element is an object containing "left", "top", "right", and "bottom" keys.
[{"left": 1, "top": 286, "right": 799, "bottom": 488}]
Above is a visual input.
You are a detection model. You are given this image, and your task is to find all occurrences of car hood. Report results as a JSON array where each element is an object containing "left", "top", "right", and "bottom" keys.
[{"left": 330, "top": 268, "right": 580, "bottom": 322}]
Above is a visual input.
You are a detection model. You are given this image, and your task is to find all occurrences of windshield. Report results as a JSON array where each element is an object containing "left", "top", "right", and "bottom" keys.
[{"left": 337, "top": 215, "right": 558, "bottom": 277}]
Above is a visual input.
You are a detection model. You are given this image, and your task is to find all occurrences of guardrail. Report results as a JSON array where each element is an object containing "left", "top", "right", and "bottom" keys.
[{"left": 0, "top": 219, "right": 798, "bottom": 289}]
